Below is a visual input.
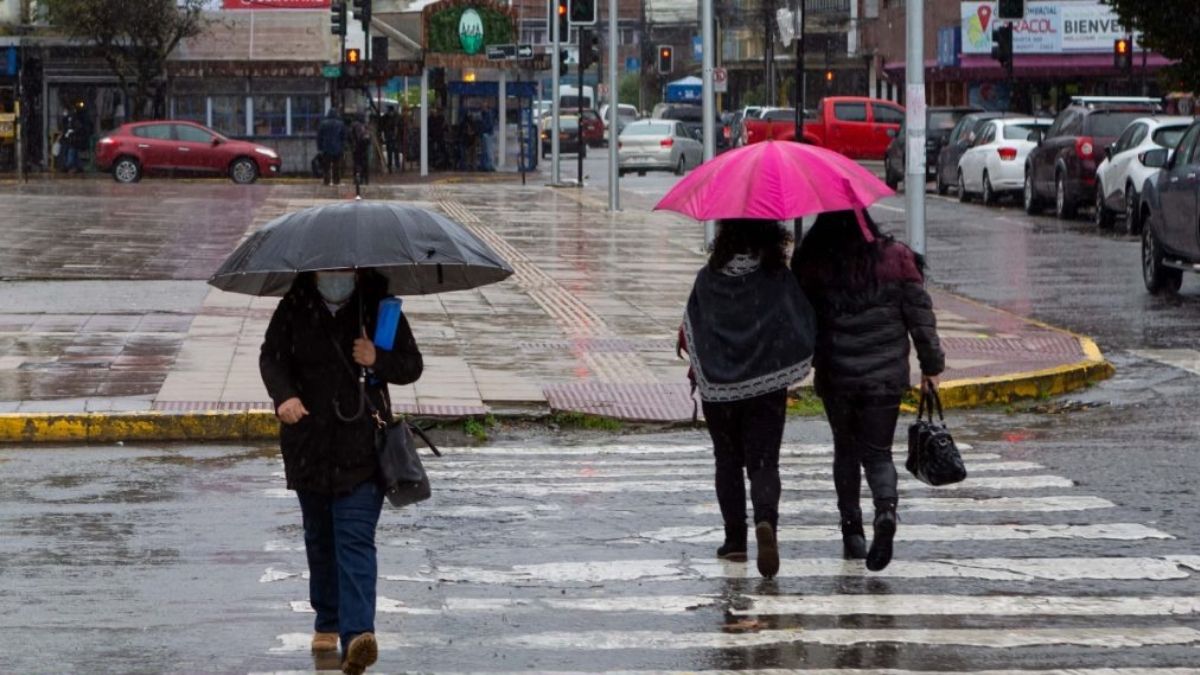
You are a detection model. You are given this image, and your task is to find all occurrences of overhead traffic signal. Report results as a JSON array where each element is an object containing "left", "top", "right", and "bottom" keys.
[
  {"left": 997, "top": 0, "right": 1024, "bottom": 19},
  {"left": 351, "top": 0, "right": 371, "bottom": 30},
  {"left": 1114, "top": 37, "right": 1133, "bottom": 72},
  {"left": 991, "top": 24, "right": 1014, "bottom": 71},
  {"left": 569, "top": 0, "right": 596, "bottom": 26},
  {"left": 657, "top": 46, "right": 673, "bottom": 74},
  {"left": 330, "top": 2, "right": 347, "bottom": 36}
]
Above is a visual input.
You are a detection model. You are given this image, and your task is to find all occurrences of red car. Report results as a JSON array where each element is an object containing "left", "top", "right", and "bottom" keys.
[{"left": 95, "top": 120, "right": 281, "bottom": 184}]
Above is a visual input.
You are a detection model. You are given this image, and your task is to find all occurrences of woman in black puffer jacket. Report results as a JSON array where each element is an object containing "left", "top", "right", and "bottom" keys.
[{"left": 794, "top": 209, "right": 944, "bottom": 572}]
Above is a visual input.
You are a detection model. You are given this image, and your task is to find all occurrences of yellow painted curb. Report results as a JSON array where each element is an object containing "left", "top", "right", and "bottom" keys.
[{"left": 0, "top": 411, "right": 280, "bottom": 444}]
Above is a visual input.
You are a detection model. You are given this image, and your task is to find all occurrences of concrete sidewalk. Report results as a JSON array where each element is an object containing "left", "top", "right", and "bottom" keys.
[{"left": 0, "top": 178, "right": 1112, "bottom": 442}]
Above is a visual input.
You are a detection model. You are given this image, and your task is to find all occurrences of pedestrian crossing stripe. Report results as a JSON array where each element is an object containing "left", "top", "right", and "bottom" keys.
[
  {"left": 425, "top": 460, "right": 1044, "bottom": 481},
  {"left": 436, "top": 442, "right": 976, "bottom": 457},
  {"left": 282, "top": 593, "right": 1200, "bottom": 618},
  {"left": 265, "top": 626, "right": 1200, "bottom": 651},
  {"left": 633, "top": 523, "right": 1171, "bottom": 544},
  {"left": 250, "top": 669, "right": 1200, "bottom": 675},
  {"left": 431, "top": 451, "right": 1003, "bottom": 467},
  {"left": 686, "top": 496, "right": 1114, "bottom": 514},
  {"left": 438, "top": 475, "right": 1075, "bottom": 494}
]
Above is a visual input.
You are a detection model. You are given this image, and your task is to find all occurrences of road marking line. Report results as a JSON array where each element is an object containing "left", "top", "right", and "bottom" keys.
[
  {"left": 436, "top": 452, "right": 1003, "bottom": 467},
  {"left": 686, "top": 495, "right": 1114, "bottom": 514},
  {"left": 634, "top": 522, "right": 1171, "bottom": 543},
  {"left": 438, "top": 442, "right": 976, "bottom": 456},
  {"left": 1130, "top": 348, "right": 1200, "bottom": 376},
  {"left": 439, "top": 475, "right": 1074, "bottom": 495},
  {"left": 427, "top": 460, "right": 1042, "bottom": 481},
  {"left": 735, "top": 594, "right": 1200, "bottom": 616}
]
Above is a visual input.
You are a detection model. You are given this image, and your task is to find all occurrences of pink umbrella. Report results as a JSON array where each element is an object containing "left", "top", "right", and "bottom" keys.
[{"left": 654, "top": 140, "right": 895, "bottom": 240}]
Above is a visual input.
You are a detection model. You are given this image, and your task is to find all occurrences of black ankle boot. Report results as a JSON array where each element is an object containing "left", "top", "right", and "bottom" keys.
[
  {"left": 841, "top": 517, "right": 867, "bottom": 560},
  {"left": 866, "top": 508, "right": 897, "bottom": 572},
  {"left": 717, "top": 524, "right": 748, "bottom": 561}
]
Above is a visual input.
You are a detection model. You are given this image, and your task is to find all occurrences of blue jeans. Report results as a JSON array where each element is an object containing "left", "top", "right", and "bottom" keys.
[{"left": 297, "top": 480, "right": 384, "bottom": 653}]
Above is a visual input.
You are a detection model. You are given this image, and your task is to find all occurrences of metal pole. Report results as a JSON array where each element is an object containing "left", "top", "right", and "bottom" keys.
[
  {"left": 420, "top": 67, "right": 429, "bottom": 176},
  {"left": 904, "top": 0, "right": 926, "bottom": 255},
  {"left": 701, "top": 0, "right": 715, "bottom": 247},
  {"left": 578, "top": 28, "right": 585, "bottom": 186},
  {"left": 499, "top": 71, "right": 507, "bottom": 170},
  {"left": 551, "top": 1, "right": 562, "bottom": 184},
  {"left": 608, "top": 0, "right": 619, "bottom": 211},
  {"left": 794, "top": 2, "right": 805, "bottom": 247}
]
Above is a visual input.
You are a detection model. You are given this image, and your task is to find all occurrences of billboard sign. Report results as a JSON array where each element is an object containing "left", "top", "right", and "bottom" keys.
[
  {"left": 221, "top": 0, "right": 331, "bottom": 9},
  {"left": 961, "top": 1, "right": 1133, "bottom": 55}
]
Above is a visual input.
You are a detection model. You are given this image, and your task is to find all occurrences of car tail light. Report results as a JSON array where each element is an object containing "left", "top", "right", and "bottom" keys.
[
  {"left": 1075, "top": 136, "right": 1095, "bottom": 159},
  {"left": 98, "top": 137, "right": 114, "bottom": 145},
  {"left": 660, "top": 138, "right": 674, "bottom": 148},
  {"left": 723, "top": 126, "right": 730, "bottom": 140},
  {"left": 997, "top": 147, "right": 1018, "bottom": 161}
]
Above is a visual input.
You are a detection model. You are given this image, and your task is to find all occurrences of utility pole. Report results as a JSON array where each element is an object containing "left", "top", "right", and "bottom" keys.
[
  {"left": 701, "top": 0, "right": 715, "bottom": 246},
  {"left": 793, "top": 1, "right": 805, "bottom": 246},
  {"left": 607, "top": 0, "right": 619, "bottom": 211},
  {"left": 551, "top": 0, "right": 562, "bottom": 184},
  {"left": 904, "top": 0, "right": 926, "bottom": 255},
  {"left": 578, "top": 27, "right": 585, "bottom": 187}
]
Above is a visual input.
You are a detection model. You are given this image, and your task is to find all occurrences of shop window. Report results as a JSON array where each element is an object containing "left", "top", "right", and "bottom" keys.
[
  {"left": 253, "top": 95, "right": 287, "bottom": 136},
  {"left": 211, "top": 95, "right": 246, "bottom": 137},
  {"left": 174, "top": 95, "right": 206, "bottom": 126},
  {"left": 291, "top": 95, "right": 323, "bottom": 135}
]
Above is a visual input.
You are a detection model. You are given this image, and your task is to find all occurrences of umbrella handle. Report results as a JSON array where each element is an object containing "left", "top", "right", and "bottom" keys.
[{"left": 333, "top": 368, "right": 368, "bottom": 422}]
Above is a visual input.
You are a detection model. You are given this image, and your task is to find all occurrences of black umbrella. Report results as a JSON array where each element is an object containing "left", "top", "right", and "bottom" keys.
[{"left": 208, "top": 201, "right": 513, "bottom": 296}]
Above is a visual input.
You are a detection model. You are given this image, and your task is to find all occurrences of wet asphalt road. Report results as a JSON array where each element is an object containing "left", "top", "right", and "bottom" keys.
[{"left": 3, "top": 172, "right": 1200, "bottom": 672}]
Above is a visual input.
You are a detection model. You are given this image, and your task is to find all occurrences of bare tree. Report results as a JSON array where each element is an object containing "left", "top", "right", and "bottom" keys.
[{"left": 45, "top": 0, "right": 208, "bottom": 120}]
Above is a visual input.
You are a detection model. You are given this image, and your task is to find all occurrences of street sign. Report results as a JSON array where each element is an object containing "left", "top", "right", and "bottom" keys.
[
  {"left": 714, "top": 67, "right": 728, "bottom": 93},
  {"left": 692, "top": 35, "right": 702, "bottom": 61},
  {"left": 487, "top": 44, "right": 535, "bottom": 60},
  {"left": 322, "top": 64, "right": 342, "bottom": 79},
  {"left": 625, "top": 56, "right": 640, "bottom": 72}
]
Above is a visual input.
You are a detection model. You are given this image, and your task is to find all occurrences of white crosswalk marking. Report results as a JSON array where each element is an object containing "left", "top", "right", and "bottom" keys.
[
  {"left": 260, "top": 440, "right": 1196, "bottom": 670},
  {"left": 1130, "top": 348, "right": 1200, "bottom": 376}
]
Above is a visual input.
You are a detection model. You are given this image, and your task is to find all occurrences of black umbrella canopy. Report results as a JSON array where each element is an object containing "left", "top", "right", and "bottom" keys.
[{"left": 208, "top": 201, "right": 514, "bottom": 296}]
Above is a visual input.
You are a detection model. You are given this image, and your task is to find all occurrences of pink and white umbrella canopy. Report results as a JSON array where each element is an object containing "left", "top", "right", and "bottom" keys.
[{"left": 654, "top": 140, "right": 895, "bottom": 228}]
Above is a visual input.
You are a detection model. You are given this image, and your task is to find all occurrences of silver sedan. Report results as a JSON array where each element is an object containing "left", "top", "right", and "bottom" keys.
[{"left": 617, "top": 119, "right": 703, "bottom": 177}]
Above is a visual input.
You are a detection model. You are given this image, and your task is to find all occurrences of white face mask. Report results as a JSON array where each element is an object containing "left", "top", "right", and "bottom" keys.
[{"left": 316, "top": 271, "right": 356, "bottom": 304}]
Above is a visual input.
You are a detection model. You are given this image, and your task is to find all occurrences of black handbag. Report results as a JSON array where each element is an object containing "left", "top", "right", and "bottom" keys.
[
  {"left": 906, "top": 386, "right": 967, "bottom": 486},
  {"left": 328, "top": 337, "right": 440, "bottom": 508}
]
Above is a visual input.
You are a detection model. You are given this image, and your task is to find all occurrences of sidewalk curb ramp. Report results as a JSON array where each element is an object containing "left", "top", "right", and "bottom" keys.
[{"left": 0, "top": 337, "right": 1113, "bottom": 444}]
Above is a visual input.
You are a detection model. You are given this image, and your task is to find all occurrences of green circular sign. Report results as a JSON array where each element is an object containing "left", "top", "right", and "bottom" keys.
[{"left": 458, "top": 9, "right": 484, "bottom": 55}]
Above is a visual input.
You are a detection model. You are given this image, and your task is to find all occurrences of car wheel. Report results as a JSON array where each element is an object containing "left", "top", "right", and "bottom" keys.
[
  {"left": 1125, "top": 185, "right": 1141, "bottom": 234},
  {"left": 1142, "top": 224, "right": 1183, "bottom": 294},
  {"left": 1023, "top": 171, "right": 1041, "bottom": 214},
  {"left": 112, "top": 157, "right": 140, "bottom": 184},
  {"left": 981, "top": 172, "right": 996, "bottom": 206},
  {"left": 230, "top": 157, "right": 258, "bottom": 185},
  {"left": 637, "top": 170, "right": 646, "bottom": 177},
  {"left": 957, "top": 170, "right": 970, "bottom": 203},
  {"left": 675, "top": 157, "right": 685, "bottom": 176},
  {"left": 935, "top": 171, "right": 949, "bottom": 195},
  {"left": 1054, "top": 172, "right": 1076, "bottom": 219},
  {"left": 1094, "top": 182, "right": 1115, "bottom": 229},
  {"left": 885, "top": 167, "right": 899, "bottom": 190}
]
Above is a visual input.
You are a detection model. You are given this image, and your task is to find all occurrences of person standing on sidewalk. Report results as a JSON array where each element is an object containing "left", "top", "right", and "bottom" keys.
[
  {"left": 382, "top": 106, "right": 401, "bottom": 173},
  {"left": 317, "top": 110, "right": 346, "bottom": 186},
  {"left": 351, "top": 114, "right": 371, "bottom": 186},
  {"left": 678, "top": 219, "right": 816, "bottom": 578},
  {"left": 793, "top": 209, "right": 944, "bottom": 572},
  {"left": 260, "top": 269, "right": 423, "bottom": 674}
]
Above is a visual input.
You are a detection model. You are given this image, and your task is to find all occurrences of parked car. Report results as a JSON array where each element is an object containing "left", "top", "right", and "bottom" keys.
[
  {"left": 95, "top": 120, "right": 280, "bottom": 184},
  {"left": 540, "top": 115, "right": 586, "bottom": 158},
  {"left": 576, "top": 109, "right": 604, "bottom": 146},
  {"left": 934, "top": 111, "right": 1005, "bottom": 195},
  {"left": 1094, "top": 115, "right": 1193, "bottom": 232},
  {"left": 617, "top": 119, "right": 703, "bottom": 176},
  {"left": 730, "top": 106, "right": 764, "bottom": 148},
  {"left": 884, "top": 106, "right": 981, "bottom": 189},
  {"left": 1137, "top": 119, "right": 1200, "bottom": 293},
  {"left": 955, "top": 117, "right": 1052, "bottom": 205},
  {"left": 1024, "top": 96, "right": 1161, "bottom": 219},
  {"left": 743, "top": 97, "right": 904, "bottom": 159}
]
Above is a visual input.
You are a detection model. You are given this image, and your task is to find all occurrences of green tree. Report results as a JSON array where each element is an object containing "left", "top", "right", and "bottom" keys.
[
  {"left": 1103, "top": 0, "right": 1200, "bottom": 91},
  {"left": 45, "top": 0, "right": 207, "bottom": 119}
]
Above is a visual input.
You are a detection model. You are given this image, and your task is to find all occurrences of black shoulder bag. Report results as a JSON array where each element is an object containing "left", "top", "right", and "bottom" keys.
[
  {"left": 329, "top": 337, "right": 441, "bottom": 508},
  {"left": 906, "top": 386, "right": 967, "bottom": 486}
]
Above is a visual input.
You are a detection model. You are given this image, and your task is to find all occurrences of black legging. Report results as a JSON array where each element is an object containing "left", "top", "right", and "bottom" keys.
[
  {"left": 821, "top": 393, "right": 902, "bottom": 519},
  {"left": 702, "top": 389, "right": 788, "bottom": 530}
]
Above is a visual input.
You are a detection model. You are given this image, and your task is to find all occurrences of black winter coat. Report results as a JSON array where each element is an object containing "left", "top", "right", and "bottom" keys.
[
  {"left": 260, "top": 274, "right": 423, "bottom": 495},
  {"left": 796, "top": 241, "right": 944, "bottom": 398}
]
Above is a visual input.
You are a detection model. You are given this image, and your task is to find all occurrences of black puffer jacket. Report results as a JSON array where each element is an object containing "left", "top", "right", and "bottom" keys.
[
  {"left": 260, "top": 273, "right": 423, "bottom": 495},
  {"left": 796, "top": 241, "right": 944, "bottom": 397}
]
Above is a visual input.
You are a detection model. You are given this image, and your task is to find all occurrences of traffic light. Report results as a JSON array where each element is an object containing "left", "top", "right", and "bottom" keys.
[
  {"left": 997, "top": 0, "right": 1024, "bottom": 19},
  {"left": 345, "top": 47, "right": 361, "bottom": 76},
  {"left": 579, "top": 30, "right": 599, "bottom": 70},
  {"left": 991, "top": 24, "right": 1013, "bottom": 70},
  {"left": 657, "top": 46, "right": 673, "bottom": 74},
  {"left": 569, "top": 0, "right": 596, "bottom": 26},
  {"left": 825, "top": 70, "right": 834, "bottom": 83},
  {"left": 372, "top": 35, "right": 388, "bottom": 72},
  {"left": 548, "top": 0, "right": 569, "bottom": 40},
  {"left": 1114, "top": 37, "right": 1133, "bottom": 72},
  {"left": 351, "top": 0, "right": 371, "bottom": 30},
  {"left": 559, "top": 48, "right": 570, "bottom": 74},
  {"left": 330, "top": 2, "right": 347, "bottom": 36}
]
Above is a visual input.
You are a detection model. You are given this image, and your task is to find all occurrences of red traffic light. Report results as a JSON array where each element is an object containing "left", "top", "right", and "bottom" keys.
[
  {"left": 1115, "top": 38, "right": 1130, "bottom": 55},
  {"left": 558, "top": 2, "right": 566, "bottom": 16}
]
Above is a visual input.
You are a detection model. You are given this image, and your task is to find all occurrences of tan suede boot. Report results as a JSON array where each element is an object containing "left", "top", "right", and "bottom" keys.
[
  {"left": 342, "top": 632, "right": 378, "bottom": 675},
  {"left": 311, "top": 631, "right": 339, "bottom": 653}
]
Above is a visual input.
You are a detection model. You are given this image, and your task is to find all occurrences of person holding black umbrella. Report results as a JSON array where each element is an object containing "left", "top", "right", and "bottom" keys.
[{"left": 260, "top": 268, "right": 422, "bottom": 674}]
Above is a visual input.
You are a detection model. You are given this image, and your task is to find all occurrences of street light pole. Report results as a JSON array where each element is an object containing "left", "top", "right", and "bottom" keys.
[
  {"left": 551, "top": 0, "right": 562, "bottom": 184},
  {"left": 607, "top": 0, "right": 619, "bottom": 211},
  {"left": 904, "top": 0, "right": 926, "bottom": 256},
  {"left": 701, "top": 0, "right": 715, "bottom": 247}
]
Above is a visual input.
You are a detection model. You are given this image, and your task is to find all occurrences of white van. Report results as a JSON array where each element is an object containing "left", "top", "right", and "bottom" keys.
[{"left": 558, "top": 85, "right": 595, "bottom": 111}]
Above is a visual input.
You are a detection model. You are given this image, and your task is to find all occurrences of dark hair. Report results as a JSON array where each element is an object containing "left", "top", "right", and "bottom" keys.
[
  {"left": 794, "top": 210, "right": 895, "bottom": 290},
  {"left": 708, "top": 219, "right": 791, "bottom": 272}
]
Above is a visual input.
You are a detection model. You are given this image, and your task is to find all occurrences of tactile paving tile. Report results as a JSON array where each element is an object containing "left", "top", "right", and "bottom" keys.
[{"left": 544, "top": 382, "right": 697, "bottom": 422}]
